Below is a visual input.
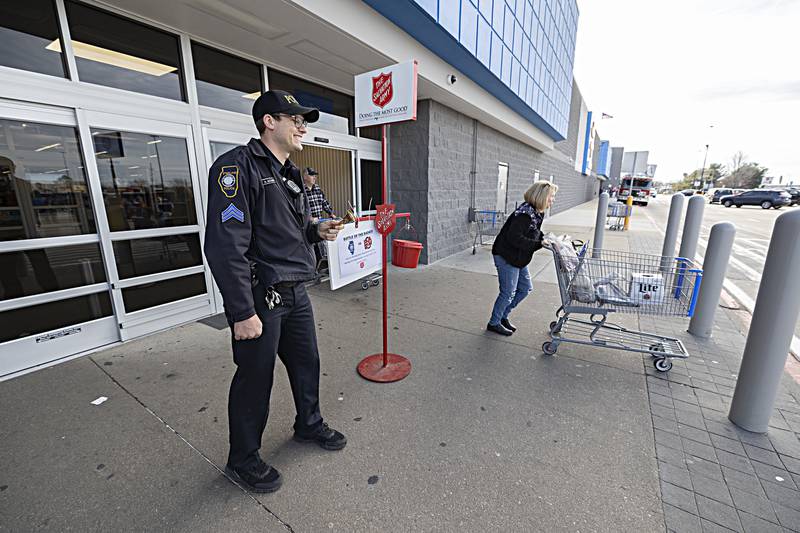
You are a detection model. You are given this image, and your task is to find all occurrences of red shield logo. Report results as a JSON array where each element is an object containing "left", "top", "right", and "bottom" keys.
[
  {"left": 372, "top": 72, "right": 393, "bottom": 109},
  {"left": 375, "top": 203, "right": 396, "bottom": 236}
]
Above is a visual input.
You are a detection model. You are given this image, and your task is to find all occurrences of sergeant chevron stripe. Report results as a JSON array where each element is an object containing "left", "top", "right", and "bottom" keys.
[{"left": 221, "top": 203, "right": 245, "bottom": 223}]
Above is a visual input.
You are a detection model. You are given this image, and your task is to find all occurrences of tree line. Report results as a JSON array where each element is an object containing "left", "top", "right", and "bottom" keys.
[{"left": 672, "top": 151, "right": 768, "bottom": 191}]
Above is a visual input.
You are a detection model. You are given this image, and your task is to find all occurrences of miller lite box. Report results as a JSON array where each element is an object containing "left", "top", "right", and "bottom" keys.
[{"left": 630, "top": 273, "right": 664, "bottom": 304}]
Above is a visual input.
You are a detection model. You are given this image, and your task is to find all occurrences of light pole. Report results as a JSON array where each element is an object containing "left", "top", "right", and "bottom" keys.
[{"left": 699, "top": 143, "right": 709, "bottom": 191}]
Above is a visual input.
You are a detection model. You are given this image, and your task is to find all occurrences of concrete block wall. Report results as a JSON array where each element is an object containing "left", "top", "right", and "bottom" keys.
[
  {"left": 390, "top": 85, "right": 600, "bottom": 264},
  {"left": 389, "top": 100, "right": 431, "bottom": 262},
  {"left": 426, "top": 102, "right": 474, "bottom": 262}
]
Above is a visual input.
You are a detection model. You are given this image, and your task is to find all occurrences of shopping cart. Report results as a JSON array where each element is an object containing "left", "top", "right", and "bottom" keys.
[
  {"left": 543, "top": 241, "right": 703, "bottom": 372},
  {"left": 471, "top": 209, "right": 506, "bottom": 254},
  {"left": 606, "top": 203, "right": 631, "bottom": 231}
]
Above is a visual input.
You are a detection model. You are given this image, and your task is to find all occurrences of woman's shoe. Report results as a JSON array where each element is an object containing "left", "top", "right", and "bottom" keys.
[
  {"left": 500, "top": 318, "right": 517, "bottom": 332},
  {"left": 486, "top": 322, "right": 513, "bottom": 336}
]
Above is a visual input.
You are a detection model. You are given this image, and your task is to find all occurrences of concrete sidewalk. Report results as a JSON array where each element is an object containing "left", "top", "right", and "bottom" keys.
[{"left": 3, "top": 199, "right": 800, "bottom": 532}]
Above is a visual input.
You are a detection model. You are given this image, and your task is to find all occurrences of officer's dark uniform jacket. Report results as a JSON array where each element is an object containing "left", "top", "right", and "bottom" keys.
[{"left": 204, "top": 138, "right": 322, "bottom": 323}]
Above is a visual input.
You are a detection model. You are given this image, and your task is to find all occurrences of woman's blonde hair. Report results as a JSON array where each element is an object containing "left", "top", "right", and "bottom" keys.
[{"left": 524, "top": 180, "right": 559, "bottom": 212}]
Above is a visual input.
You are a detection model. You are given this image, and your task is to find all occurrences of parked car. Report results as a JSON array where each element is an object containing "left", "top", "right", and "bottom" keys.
[
  {"left": 763, "top": 187, "right": 800, "bottom": 206},
  {"left": 679, "top": 189, "right": 696, "bottom": 196},
  {"left": 720, "top": 189, "right": 792, "bottom": 209},
  {"left": 707, "top": 188, "right": 735, "bottom": 204}
]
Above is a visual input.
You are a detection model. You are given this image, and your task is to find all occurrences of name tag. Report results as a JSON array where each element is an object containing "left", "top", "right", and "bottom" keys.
[{"left": 260, "top": 176, "right": 276, "bottom": 186}]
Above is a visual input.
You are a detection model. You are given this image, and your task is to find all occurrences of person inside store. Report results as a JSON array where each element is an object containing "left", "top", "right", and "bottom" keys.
[
  {"left": 302, "top": 167, "right": 335, "bottom": 222},
  {"left": 302, "top": 166, "right": 335, "bottom": 271},
  {"left": 486, "top": 180, "right": 558, "bottom": 336},
  {"left": 204, "top": 90, "right": 347, "bottom": 494}
]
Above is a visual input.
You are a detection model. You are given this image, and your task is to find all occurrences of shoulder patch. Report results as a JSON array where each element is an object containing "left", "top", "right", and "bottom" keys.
[
  {"left": 221, "top": 203, "right": 245, "bottom": 223},
  {"left": 218, "top": 166, "right": 239, "bottom": 198}
]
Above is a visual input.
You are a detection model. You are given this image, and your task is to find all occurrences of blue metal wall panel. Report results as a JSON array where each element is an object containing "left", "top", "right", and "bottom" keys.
[
  {"left": 362, "top": 0, "right": 578, "bottom": 141},
  {"left": 598, "top": 140, "right": 611, "bottom": 177}
]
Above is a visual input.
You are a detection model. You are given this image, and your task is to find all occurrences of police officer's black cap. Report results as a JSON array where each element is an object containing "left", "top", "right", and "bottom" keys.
[
  {"left": 252, "top": 90, "right": 320, "bottom": 126},
  {"left": 305, "top": 167, "right": 318, "bottom": 176}
]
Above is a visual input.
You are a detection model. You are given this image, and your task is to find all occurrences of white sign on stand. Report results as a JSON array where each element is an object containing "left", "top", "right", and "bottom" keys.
[
  {"left": 355, "top": 60, "right": 418, "bottom": 128},
  {"left": 326, "top": 220, "right": 382, "bottom": 290}
]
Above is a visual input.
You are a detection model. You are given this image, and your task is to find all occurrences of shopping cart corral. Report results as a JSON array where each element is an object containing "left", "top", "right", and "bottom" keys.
[
  {"left": 470, "top": 209, "right": 506, "bottom": 254},
  {"left": 543, "top": 240, "right": 703, "bottom": 372},
  {"left": 606, "top": 203, "right": 631, "bottom": 231}
]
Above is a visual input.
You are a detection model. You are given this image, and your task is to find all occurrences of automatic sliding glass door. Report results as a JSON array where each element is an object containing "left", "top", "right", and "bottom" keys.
[
  {"left": 82, "top": 111, "right": 214, "bottom": 340},
  {"left": 0, "top": 102, "right": 118, "bottom": 378}
]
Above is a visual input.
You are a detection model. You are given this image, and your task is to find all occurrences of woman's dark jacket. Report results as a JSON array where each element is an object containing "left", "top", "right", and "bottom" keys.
[{"left": 491, "top": 203, "right": 544, "bottom": 268}]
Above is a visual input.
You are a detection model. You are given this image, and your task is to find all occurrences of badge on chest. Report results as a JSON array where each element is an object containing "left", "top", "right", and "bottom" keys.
[{"left": 283, "top": 177, "right": 302, "bottom": 197}]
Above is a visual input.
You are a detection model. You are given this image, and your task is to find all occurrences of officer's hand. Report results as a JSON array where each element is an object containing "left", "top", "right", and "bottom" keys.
[
  {"left": 318, "top": 219, "right": 343, "bottom": 241},
  {"left": 233, "top": 314, "right": 262, "bottom": 340}
]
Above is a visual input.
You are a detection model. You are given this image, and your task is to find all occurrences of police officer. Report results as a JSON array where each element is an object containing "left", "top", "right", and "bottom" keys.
[{"left": 204, "top": 90, "right": 346, "bottom": 494}]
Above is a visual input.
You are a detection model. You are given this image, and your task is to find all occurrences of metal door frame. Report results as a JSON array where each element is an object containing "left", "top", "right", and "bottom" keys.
[
  {"left": 79, "top": 109, "right": 214, "bottom": 340},
  {"left": 0, "top": 100, "right": 119, "bottom": 378}
]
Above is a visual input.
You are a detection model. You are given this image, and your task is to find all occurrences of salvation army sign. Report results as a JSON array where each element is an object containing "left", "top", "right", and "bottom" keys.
[
  {"left": 355, "top": 61, "right": 418, "bottom": 128},
  {"left": 375, "top": 204, "right": 396, "bottom": 235},
  {"left": 372, "top": 72, "right": 393, "bottom": 108}
]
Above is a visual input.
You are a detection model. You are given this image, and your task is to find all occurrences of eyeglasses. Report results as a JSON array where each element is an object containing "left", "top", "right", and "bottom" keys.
[{"left": 272, "top": 114, "right": 308, "bottom": 129}]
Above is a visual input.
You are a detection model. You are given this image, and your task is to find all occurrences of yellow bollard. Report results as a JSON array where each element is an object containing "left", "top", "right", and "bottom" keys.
[{"left": 623, "top": 195, "right": 633, "bottom": 231}]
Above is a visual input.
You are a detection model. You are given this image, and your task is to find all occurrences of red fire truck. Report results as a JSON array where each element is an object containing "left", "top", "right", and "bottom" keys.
[{"left": 618, "top": 177, "right": 654, "bottom": 206}]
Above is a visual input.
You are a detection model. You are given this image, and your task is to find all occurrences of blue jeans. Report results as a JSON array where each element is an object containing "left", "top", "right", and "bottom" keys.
[{"left": 489, "top": 254, "right": 532, "bottom": 326}]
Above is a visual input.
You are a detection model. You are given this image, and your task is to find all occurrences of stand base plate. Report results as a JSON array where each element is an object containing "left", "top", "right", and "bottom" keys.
[{"left": 357, "top": 353, "right": 411, "bottom": 383}]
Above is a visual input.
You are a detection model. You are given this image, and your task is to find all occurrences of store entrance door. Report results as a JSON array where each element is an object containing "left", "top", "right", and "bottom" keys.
[
  {"left": 0, "top": 101, "right": 118, "bottom": 379},
  {"left": 291, "top": 145, "right": 354, "bottom": 217},
  {"left": 81, "top": 110, "right": 214, "bottom": 341}
]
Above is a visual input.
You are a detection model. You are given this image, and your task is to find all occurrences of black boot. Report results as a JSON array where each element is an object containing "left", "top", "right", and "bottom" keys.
[
  {"left": 293, "top": 422, "right": 347, "bottom": 451},
  {"left": 225, "top": 458, "right": 282, "bottom": 493},
  {"left": 500, "top": 318, "right": 517, "bottom": 332},
  {"left": 486, "top": 322, "right": 513, "bottom": 336}
]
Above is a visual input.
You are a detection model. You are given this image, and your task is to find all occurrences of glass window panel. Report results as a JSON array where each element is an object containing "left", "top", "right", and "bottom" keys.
[
  {"left": 0, "top": 243, "right": 106, "bottom": 301},
  {"left": 478, "top": 0, "right": 492, "bottom": 20},
  {"left": 268, "top": 69, "right": 355, "bottom": 135},
  {"left": 122, "top": 273, "right": 206, "bottom": 313},
  {"left": 0, "top": 0, "right": 68, "bottom": 78},
  {"left": 192, "top": 42, "right": 263, "bottom": 114},
  {"left": 524, "top": 1, "right": 533, "bottom": 36},
  {"left": 439, "top": 0, "right": 460, "bottom": 38},
  {"left": 502, "top": 7, "right": 514, "bottom": 45},
  {"left": 490, "top": 31, "right": 503, "bottom": 78},
  {"left": 359, "top": 160, "right": 382, "bottom": 212},
  {"left": 501, "top": 45, "right": 512, "bottom": 85},
  {"left": 459, "top": 0, "right": 478, "bottom": 55},
  {"left": 64, "top": 1, "right": 184, "bottom": 101},
  {"left": 91, "top": 130, "right": 196, "bottom": 231},
  {"left": 414, "top": 0, "right": 437, "bottom": 18},
  {"left": 520, "top": 73, "right": 528, "bottom": 100},
  {"left": 513, "top": 20, "right": 523, "bottom": 58},
  {"left": 113, "top": 233, "right": 202, "bottom": 279},
  {"left": 1, "top": 291, "right": 112, "bottom": 343},
  {"left": 476, "top": 15, "right": 492, "bottom": 67},
  {"left": 0, "top": 119, "right": 96, "bottom": 241},
  {"left": 492, "top": 0, "right": 505, "bottom": 30},
  {"left": 209, "top": 141, "right": 239, "bottom": 163}
]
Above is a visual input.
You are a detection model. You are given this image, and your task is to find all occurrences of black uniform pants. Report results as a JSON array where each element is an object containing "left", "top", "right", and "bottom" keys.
[{"left": 227, "top": 282, "right": 323, "bottom": 468}]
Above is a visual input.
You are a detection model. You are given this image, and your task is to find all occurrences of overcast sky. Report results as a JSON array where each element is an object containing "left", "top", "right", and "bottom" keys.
[{"left": 573, "top": 0, "right": 800, "bottom": 183}]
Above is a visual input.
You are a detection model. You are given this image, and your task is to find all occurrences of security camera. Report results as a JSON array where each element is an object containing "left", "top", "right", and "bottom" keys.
[{"left": 447, "top": 74, "right": 457, "bottom": 85}]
